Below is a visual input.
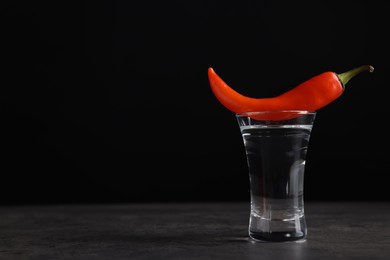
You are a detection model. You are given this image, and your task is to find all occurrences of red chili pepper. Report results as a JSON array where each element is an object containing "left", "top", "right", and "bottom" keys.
[{"left": 208, "top": 65, "right": 374, "bottom": 119}]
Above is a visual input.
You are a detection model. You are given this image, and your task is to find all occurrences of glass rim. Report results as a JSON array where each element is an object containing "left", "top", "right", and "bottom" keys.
[{"left": 235, "top": 110, "right": 316, "bottom": 117}]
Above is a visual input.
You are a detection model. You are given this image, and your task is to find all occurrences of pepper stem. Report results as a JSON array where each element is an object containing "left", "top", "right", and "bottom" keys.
[{"left": 337, "top": 65, "right": 374, "bottom": 90}]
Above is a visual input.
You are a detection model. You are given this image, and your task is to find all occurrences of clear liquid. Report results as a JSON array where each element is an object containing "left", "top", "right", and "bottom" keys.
[{"left": 241, "top": 125, "right": 312, "bottom": 242}]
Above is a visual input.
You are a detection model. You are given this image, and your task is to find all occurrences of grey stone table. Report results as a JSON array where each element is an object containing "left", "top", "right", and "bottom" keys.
[{"left": 0, "top": 202, "right": 389, "bottom": 260}]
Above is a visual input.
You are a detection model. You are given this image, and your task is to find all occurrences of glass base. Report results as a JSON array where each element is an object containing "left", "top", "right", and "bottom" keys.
[
  {"left": 249, "top": 231, "right": 306, "bottom": 242},
  {"left": 249, "top": 213, "right": 307, "bottom": 242}
]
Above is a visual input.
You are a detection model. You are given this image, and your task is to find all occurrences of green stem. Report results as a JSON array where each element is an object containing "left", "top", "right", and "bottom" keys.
[{"left": 337, "top": 65, "right": 374, "bottom": 90}]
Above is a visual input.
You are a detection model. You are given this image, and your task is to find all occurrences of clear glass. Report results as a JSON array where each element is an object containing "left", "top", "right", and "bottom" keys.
[{"left": 236, "top": 110, "right": 316, "bottom": 242}]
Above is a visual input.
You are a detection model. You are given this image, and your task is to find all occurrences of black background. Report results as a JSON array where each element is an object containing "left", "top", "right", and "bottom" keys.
[{"left": 3, "top": 0, "right": 389, "bottom": 205}]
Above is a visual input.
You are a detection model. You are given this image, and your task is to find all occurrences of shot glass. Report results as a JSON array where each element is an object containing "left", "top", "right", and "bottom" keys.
[{"left": 236, "top": 110, "right": 316, "bottom": 242}]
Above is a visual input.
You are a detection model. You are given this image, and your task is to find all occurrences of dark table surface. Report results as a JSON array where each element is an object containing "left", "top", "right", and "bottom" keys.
[{"left": 1, "top": 202, "right": 389, "bottom": 260}]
